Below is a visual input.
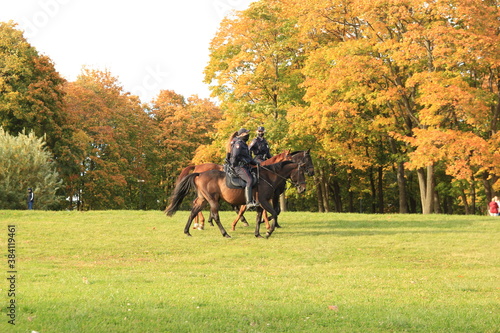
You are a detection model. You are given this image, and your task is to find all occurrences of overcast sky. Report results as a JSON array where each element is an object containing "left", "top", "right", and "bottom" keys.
[{"left": 0, "top": 0, "right": 254, "bottom": 102}]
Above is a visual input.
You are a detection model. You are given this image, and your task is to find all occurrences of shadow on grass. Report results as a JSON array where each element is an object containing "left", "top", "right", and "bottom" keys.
[{"left": 282, "top": 216, "right": 479, "bottom": 237}]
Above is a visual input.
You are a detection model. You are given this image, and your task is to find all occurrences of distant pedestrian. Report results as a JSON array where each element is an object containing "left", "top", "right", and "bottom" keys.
[
  {"left": 488, "top": 196, "right": 498, "bottom": 216},
  {"left": 27, "top": 188, "right": 34, "bottom": 210}
]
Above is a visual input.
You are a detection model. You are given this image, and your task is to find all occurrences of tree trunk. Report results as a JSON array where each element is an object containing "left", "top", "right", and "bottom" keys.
[
  {"left": 396, "top": 161, "right": 408, "bottom": 213},
  {"left": 460, "top": 188, "right": 470, "bottom": 215},
  {"left": 389, "top": 138, "right": 408, "bottom": 213},
  {"left": 347, "top": 169, "right": 354, "bottom": 212},
  {"left": 377, "top": 166, "right": 384, "bottom": 213},
  {"left": 417, "top": 164, "right": 435, "bottom": 214},
  {"left": 470, "top": 175, "right": 476, "bottom": 215},
  {"left": 279, "top": 193, "right": 287, "bottom": 213},
  {"left": 316, "top": 175, "right": 325, "bottom": 212},
  {"left": 369, "top": 167, "right": 376, "bottom": 213},
  {"left": 319, "top": 168, "right": 330, "bottom": 212}
]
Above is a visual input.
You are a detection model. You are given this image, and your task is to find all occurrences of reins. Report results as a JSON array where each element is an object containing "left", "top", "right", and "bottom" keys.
[{"left": 258, "top": 162, "right": 306, "bottom": 190}]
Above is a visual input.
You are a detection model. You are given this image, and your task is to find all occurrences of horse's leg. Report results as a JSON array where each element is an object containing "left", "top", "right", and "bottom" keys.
[
  {"left": 256, "top": 208, "right": 270, "bottom": 230},
  {"left": 273, "top": 193, "right": 282, "bottom": 228},
  {"left": 198, "top": 212, "right": 205, "bottom": 230},
  {"left": 254, "top": 206, "right": 265, "bottom": 238},
  {"left": 192, "top": 200, "right": 200, "bottom": 230},
  {"left": 207, "top": 211, "right": 215, "bottom": 226},
  {"left": 233, "top": 205, "right": 249, "bottom": 227},
  {"left": 210, "top": 202, "right": 231, "bottom": 238},
  {"left": 263, "top": 210, "right": 270, "bottom": 230},
  {"left": 259, "top": 199, "right": 278, "bottom": 238},
  {"left": 184, "top": 199, "right": 205, "bottom": 236},
  {"left": 231, "top": 205, "right": 247, "bottom": 231},
  {"left": 197, "top": 188, "right": 231, "bottom": 238}
]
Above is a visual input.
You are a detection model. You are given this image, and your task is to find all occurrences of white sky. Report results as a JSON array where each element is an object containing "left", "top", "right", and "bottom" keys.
[{"left": 0, "top": 0, "right": 254, "bottom": 103}]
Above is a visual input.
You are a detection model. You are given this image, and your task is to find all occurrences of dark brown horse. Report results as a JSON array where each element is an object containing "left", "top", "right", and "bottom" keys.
[
  {"left": 231, "top": 149, "right": 315, "bottom": 230},
  {"left": 174, "top": 150, "right": 292, "bottom": 229},
  {"left": 165, "top": 160, "right": 307, "bottom": 238}
]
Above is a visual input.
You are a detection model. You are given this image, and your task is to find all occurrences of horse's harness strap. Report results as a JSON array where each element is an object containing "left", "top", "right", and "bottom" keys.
[{"left": 259, "top": 162, "right": 306, "bottom": 189}]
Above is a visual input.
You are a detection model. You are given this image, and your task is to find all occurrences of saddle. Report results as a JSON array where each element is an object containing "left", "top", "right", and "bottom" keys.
[{"left": 224, "top": 164, "right": 257, "bottom": 189}]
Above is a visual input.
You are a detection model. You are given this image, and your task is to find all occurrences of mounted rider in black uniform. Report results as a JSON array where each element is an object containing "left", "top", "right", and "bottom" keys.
[
  {"left": 249, "top": 126, "right": 272, "bottom": 163},
  {"left": 230, "top": 128, "right": 259, "bottom": 208}
]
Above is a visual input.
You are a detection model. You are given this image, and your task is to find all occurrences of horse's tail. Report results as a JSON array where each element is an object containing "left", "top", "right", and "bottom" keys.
[
  {"left": 165, "top": 173, "right": 199, "bottom": 216},
  {"left": 176, "top": 165, "right": 196, "bottom": 185}
]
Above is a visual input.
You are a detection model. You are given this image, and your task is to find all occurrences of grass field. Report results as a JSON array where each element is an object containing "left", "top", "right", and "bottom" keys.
[{"left": 0, "top": 210, "right": 498, "bottom": 332}]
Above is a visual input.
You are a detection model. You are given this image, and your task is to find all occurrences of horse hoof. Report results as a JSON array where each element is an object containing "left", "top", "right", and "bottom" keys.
[
  {"left": 255, "top": 234, "right": 264, "bottom": 238},
  {"left": 242, "top": 222, "right": 250, "bottom": 227},
  {"left": 185, "top": 233, "right": 192, "bottom": 237},
  {"left": 224, "top": 234, "right": 231, "bottom": 238}
]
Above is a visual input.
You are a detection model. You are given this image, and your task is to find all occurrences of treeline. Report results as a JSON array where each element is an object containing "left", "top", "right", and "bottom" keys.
[
  {"left": 199, "top": 0, "right": 500, "bottom": 215},
  {"left": 2, "top": 0, "right": 500, "bottom": 214},
  {"left": 0, "top": 22, "right": 221, "bottom": 210}
]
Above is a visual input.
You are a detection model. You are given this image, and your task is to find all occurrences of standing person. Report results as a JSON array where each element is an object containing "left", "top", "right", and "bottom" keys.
[
  {"left": 27, "top": 188, "right": 34, "bottom": 210},
  {"left": 249, "top": 126, "right": 272, "bottom": 163},
  {"left": 230, "top": 128, "right": 259, "bottom": 208},
  {"left": 488, "top": 196, "right": 498, "bottom": 216}
]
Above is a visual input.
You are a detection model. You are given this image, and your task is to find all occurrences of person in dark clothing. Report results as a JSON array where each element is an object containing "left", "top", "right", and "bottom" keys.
[
  {"left": 27, "top": 188, "right": 34, "bottom": 210},
  {"left": 230, "top": 128, "right": 259, "bottom": 208},
  {"left": 249, "top": 126, "right": 272, "bottom": 163}
]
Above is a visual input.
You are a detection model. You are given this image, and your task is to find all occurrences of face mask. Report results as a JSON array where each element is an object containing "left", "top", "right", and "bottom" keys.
[
  {"left": 258, "top": 132, "right": 264, "bottom": 138},
  {"left": 242, "top": 134, "right": 249, "bottom": 142}
]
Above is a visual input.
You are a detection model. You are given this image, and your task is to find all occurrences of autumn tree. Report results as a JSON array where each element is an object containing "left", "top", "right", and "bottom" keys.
[
  {"left": 150, "top": 90, "right": 222, "bottom": 198},
  {"left": 203, "top": 0, "right": 306, "bottom": 158},
  {"left": 63, "top": 68, "right": 160, "bottom": 210},
  {"left": 284, "top": 0, "right": 500, "bottom": 214}
]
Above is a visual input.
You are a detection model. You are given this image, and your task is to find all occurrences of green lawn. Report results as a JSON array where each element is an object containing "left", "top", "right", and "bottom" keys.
[{"left": 0, "top": 210, "right": 498, "bottom": 332}]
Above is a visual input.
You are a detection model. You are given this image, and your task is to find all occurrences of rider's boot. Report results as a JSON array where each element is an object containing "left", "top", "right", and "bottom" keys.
[{"left": 245, "top": 185, "right": 258, "bottom": 209}]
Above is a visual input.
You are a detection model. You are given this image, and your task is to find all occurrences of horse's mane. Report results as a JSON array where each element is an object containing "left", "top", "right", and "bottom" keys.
[
  {"left": 262, "top": 160, "right": 294, "bottom": 173},
  {"left": 290, "top": 150, "right": 304, "bottom": 156}
]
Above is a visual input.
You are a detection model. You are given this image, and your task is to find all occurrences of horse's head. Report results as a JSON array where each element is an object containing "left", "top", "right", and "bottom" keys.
[
  {"left": 291, "top": 149, "right": 315, "bottom": 177},
  {"left": 290, "top": 162, "right": 307, "bottom": 194}
]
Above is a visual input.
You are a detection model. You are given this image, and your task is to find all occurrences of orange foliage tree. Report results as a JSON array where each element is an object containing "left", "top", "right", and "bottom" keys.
[
  {"left": 150, "top": 90, "right": 222, "bottom": 196},
  {"left": 284, "top": 0, "right": 500, "bottom": 213},
  {"left": 63, "top": 68, "right": 160, "bottom": 209}
]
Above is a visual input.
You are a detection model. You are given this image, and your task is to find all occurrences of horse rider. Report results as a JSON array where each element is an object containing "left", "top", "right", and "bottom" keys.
[
  {"left": 230, "top": 128, "right": 259, "bottom": 209},
  {"left": 249, "top": 126, "right": 272, "bottom": 163}
]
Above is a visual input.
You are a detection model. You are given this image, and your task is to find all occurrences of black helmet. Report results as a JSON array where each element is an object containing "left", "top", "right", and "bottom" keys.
[
  {"left": 237, "top": 128, "right": 250, "bottom": 136},
  {"left": 257, "top": 126, "right": 265, "bottom": 132}
]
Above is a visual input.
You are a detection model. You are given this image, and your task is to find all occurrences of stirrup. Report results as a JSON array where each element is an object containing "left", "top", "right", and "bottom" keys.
[{"left": 246, "top": 201, "right": 259, "bottom": 209}]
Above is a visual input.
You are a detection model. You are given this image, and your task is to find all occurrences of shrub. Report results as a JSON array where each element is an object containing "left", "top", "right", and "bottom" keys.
[{"left": 0, "top": 128, "right": 63, "bottom": 209}]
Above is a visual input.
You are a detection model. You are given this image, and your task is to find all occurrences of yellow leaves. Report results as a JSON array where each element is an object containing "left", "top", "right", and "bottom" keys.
[
  {"left": 407, "top": 71, "right": 490, "bottom": 127},
  {"left": 400, "top": 128, "right": 500, "bottom": 179}
]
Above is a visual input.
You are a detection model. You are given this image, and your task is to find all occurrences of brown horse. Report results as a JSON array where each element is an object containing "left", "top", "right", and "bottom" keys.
[
  {"left": 165, "top": 160, "right": 307, "bottom": 238},
  {"left": 174, "top": 150, "right": 292, "bottom": 229}
]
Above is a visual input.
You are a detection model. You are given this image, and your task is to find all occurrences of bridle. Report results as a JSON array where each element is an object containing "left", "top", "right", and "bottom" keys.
[{"left": 258, "top": 162, "right": 307, "bottom": 190}]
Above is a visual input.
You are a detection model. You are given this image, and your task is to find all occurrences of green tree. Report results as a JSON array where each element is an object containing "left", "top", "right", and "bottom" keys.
[
  {"left": 0, "top": 21, "right": 69, "bottom": 156},
  {"left": 203, "top": 0, "right": 306, "bottom": 157},
  {"left": 0, "top": 128, "right": 62, "bottom": 209}
]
